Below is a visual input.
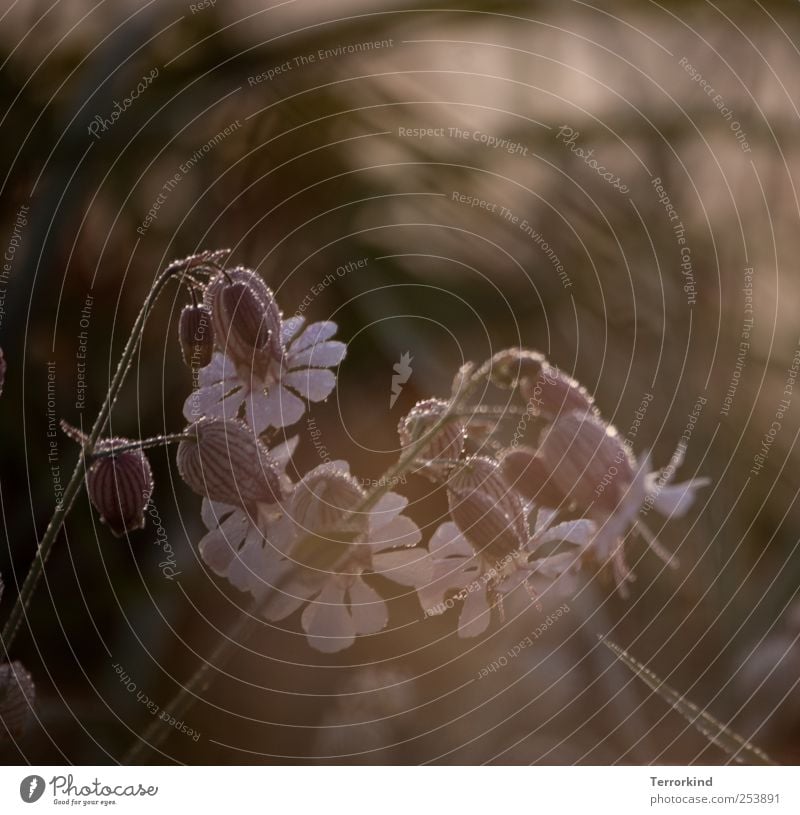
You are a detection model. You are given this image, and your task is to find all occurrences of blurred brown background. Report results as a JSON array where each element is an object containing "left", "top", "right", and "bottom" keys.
[{"left": 1, "top": 0, "right": 799, "bottom": 764}]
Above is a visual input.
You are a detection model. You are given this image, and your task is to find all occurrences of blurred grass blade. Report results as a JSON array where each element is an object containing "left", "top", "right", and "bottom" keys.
[{"left": 599, "top": 635, "right": 777, "bottom": 766}]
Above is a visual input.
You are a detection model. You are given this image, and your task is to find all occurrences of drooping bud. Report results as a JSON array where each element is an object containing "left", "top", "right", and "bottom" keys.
[
  {"left": 178, "top": 301, "right": 214, "bottom": 368},
  {"left": 447, "top": 456, "right": 528, "bottom": 559},
  {"left": 290, "top": 465, "right": 365, "bottom": 534},
  {"left": 205, "top": 268, "right": 283, "bottom": 370},
  {"left": 398, "top": 398, "right": 466, "bottom": 482},
  {"left": 489, "top": 348, "right": 546, "bottom": 390},
  {"left": 87, "top": 445, "right": 153, "bottom": 537},
  {"left": 520, "top": 362, "right": 596, "bottom": 421},
  {"left": 499, "top": 446, "right": 566, "bottom": 507},
  {"left": 0, "top": 661, "right": 35, "bottom": 743},
  {"left": 537, "top": 410, "right": 636, "bottom": 512},
  {"left": 0, "top": 347, "right": 6, "bottom": 397},
  {"left": 177, "top": 418, "right": 283, "bottom": 508}
]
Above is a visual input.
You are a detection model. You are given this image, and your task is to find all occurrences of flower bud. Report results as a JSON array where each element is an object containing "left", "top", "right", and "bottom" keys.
[
  {"left": 499, "top": 446, "right": 565, "bottom": 507},
  {"left": 0, "top": 661, "right": 35, "bottom": 743},
  {"left": 398, "top": 398, "right": 466, "bottom": 482},
  {"left": 537, "top": 410, "right": 635, "bottom": 512},
  {"left": 206, "top": 268, "right": 283, "bottom": 370},
  {"left": 489, "top": 348, "right": 546, "bottom": 389},
  {"left": 520, "top": 363, "right": 596, "bottom": 421},
  {"left": 178, "top": 302, "right": 214, "bottom": 368},
  {"left": 447, "top": 456, "right": 528, "bottom": 558},
  {"left": 290, "top": 465, "right": 365, "bottom": 534},
  {"left": 87, "top": 446, "right": 153, "bottom": 537},
  {"left": 177, "top": 418, "right": 283, "bottom": 508}
]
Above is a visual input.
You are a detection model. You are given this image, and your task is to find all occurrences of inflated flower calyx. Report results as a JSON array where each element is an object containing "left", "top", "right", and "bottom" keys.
[
  {"left": 177, "top": 418, "right": 283, "bottom": 508},
  {"left": 489, "top": 348, "right": 546, "bottom": 390},
  {"left": 520, "top": 362, "right": 596, "bottom": 421},
  {"left": 537, "top": 410, "right": 636, "bottom": 512},
  {"left": 178, "top": 300, "right": 214, "bottom": 368},
  {"left": 290, "top": 466, "right": 365, "bottom": 535},
  {"left": 87, "top": 444, "right": 154, "bottom": 537},
  {"left": 447, "top": 456, "right": 529, "bottom": 559},
  {"left": 205, "top": 267, "right": 283, "bottom": 370},
  {"left": 499, "top": 446, "right": 566, "bottom": 508},
  {"left": 0, "top": 661, "right": 35, "bottom": 743},
  {"left": 398, "top": 398, "right": 466, "bottom": 482}
]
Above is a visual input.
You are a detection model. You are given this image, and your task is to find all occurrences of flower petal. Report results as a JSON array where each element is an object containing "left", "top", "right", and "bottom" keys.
[
  {"left": 288, "top": 340, "right": 347, "bottom": 370},
  {"left": 281, "top": 315, "right": 306, "bottom": 346},
  {"left": 651, "top": 478, "right": 711, "bottom": 518},
  {"left": 372, "top": 548, "right": 433, "bottom": 587},
  {"left": 301, "top": 580, "right": 355, "bottom": 652},
  {"left": 348, "top": 576, "right": 389, "bottom": 635},
  {"left": 537, "top": 519, "right": 596, "bottom": 548},
  {"left": 458, "top": 587, "right": 492, "bottom": 638},
  {"left": 283, "top": 368, "right": 336, "bottom": 402},
  {"left": 429, "top": 521, "right": 473, "bottom": 558},
  {"left": 201, "top": 498, "right": 237, "bottom": 530},
  {"left": 291, "top": 321, "right": 338, "bottom": 353},
  {"left": 368, "top": 515, "right": 422, "bottom": 552},
  {"left": 368, "top": 492, "right": 408, "bottom": 534},
  {"left": 256, "top": 384, "right": 306, "bottom": 429}
]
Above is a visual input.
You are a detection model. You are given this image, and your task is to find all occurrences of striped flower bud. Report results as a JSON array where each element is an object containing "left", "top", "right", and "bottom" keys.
[
  {"left": 537, "top": 410, "right": 635, "bottom": 512},
  {"left": 520, "top": 362, "right": 596, "bottom": 421},
  {"left": 87, "top": 445, "right": 153, "bottom": 537},
  {"left": 178, "top": 302, "right": 214, "bottom": 368},
  {"left": 447, "top": 456, "right": 528, "bottom": 559},
  {"left": 489, "top": 348, "right": 546, "bottom": 390},
  {"left": 499, "top": 445, "right": 566, "bottom": 507},
  {"left": 177, "top": 418, "right": 283, "bottom": 508},
  {"left": 398, "top": 398, "right": 466, "bottom": 482},
  {"left": 0, "top": 347, "right": 5, "bottom": 397},
  {"left": 290, "top": 465, "right": 365, "bottom": 534},
  {"left": 205, "top": 268, "right": 283, "bottom": 371},
  {"left": 0, "top": 661, "right": 35, "bottom": 743}
]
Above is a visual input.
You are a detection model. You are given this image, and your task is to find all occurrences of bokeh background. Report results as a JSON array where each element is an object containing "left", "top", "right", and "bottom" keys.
[{"left": 1, "top": 0, "right": 800, "bottom": 764}]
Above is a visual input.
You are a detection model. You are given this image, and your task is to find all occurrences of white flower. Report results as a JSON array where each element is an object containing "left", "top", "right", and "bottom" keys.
[
  {"left": 246, "top": 463, "right": 431, "bottom": 653},
  {"left": 194, "top": 436, "right": 298, "bottom": 592},
  {"left": 184, "top": 316, "right": 346, "bottom": 433},
  {"left": 420, "top": 508, "right": 594, "bottom": 638}
]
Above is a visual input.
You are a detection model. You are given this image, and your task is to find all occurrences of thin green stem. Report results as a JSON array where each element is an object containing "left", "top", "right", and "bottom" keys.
[
  {"left": 1, "top": 256, "right": 204, "bottom": 651},
  {"left": 90, "top": 433, "right": 191, "bottom": 459},
  {"left": 123, "top": 351, "right": 504, "bottom": 763}
]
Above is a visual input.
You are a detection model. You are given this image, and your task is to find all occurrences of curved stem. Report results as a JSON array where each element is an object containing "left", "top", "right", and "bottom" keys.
[
  {"left": 123, "top": 351, "right": 504, "bottom": 763},
  {"left": 89, "top": 433, "right": 191, "bottom": 459},
  {"left": 1, "top": 258, "right": 199, "bottom": 651}
]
